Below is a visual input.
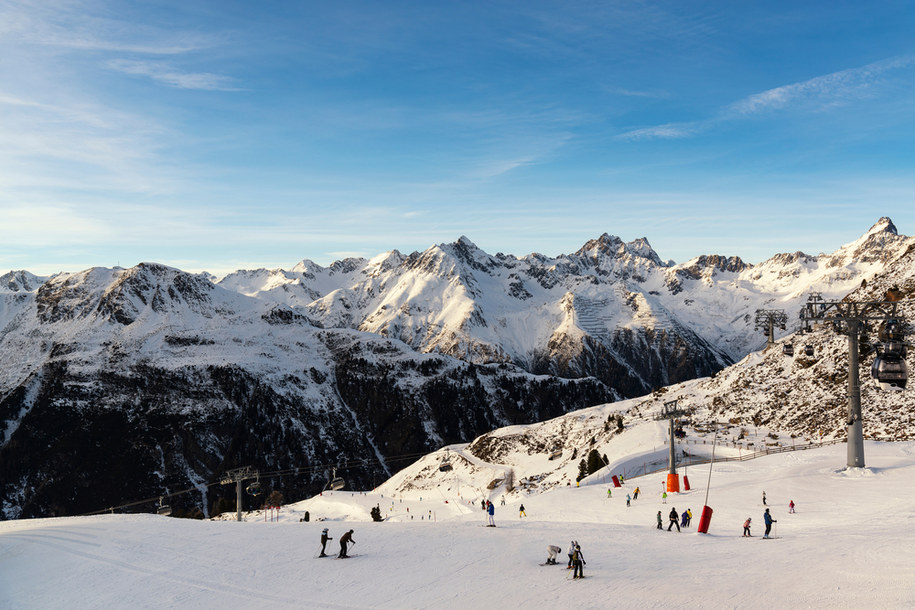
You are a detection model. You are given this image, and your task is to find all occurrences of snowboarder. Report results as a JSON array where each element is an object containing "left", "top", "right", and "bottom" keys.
[
  {"left": 633, "top": 487, "right": 640, "bottom": 500},
  {"left": 743, "top": 517, "right": 752, "bottom": 537},
  {"left": 668, "top": 507, "right": 680, "bottom": 532},
  {"left": 626, "top": 494, "right": 631, "bottom": 507},
  {"left": 763, "top": 509, "right": 777, "bottom": 538},
  {"left": 546, "top": 545, "right": 562, "bottom": 565},
  {"left": 656, "top": 511, "right": 663, "bottom": 530},
  {"left": 338, "top": 529, "right": 354, "bottom": 558},
  {"left": 319, "top": 528, "right": 332, "bottom": 557},
  {"left": 788, "top": 500, "right": 795, "bottom": 514},
  {"left": 519, "top": 504, "right": 526, "bottom": 517},
  {"left": 762, "top": 491, "right": 767, "bottom": 506},
  {"left": 619, "top": 475, "right": 625, "bottom": 485},
  {"left": 487, "top": 500, "right": 495, "bottom": 526},
  {"left": 571, "top": 543, "right": 585, "bottom": 579}
]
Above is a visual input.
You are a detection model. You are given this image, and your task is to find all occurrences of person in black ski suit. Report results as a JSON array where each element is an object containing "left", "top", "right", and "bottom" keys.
[
  {"left": 338, "top": 529, "right": 354, "bottom": 557},
  {"left": 571, "top": 543, "right": 585, "bottom": 579},
  {"left": 668, "top": 507, "right": 680, "bottom": 532},
  {"left": 319, "top": 528, "right": 332, "bottom": 557}
]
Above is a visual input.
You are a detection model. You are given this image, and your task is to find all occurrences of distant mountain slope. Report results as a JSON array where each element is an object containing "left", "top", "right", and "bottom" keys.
[{"left": 1, "top": 218, "right": 912, "bottom": 519}]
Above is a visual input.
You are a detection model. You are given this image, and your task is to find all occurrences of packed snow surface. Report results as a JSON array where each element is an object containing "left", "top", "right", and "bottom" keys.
[{"left": 3, "top": 441, "right": 914, "bottom": 608}]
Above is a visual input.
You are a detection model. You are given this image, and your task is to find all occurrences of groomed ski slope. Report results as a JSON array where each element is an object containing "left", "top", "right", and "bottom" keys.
[{"left": 2, "top": 441, "right": 914, "bottom": 609}]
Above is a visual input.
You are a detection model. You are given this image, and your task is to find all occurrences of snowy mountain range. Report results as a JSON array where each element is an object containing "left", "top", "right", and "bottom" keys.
[{"left": 1, "top": 217, "right": 912, "bottom": 519}]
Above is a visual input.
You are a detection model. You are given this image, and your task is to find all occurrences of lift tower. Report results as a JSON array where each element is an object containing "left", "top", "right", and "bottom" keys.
[
  {"left": 656, "top": 399, "right": 689, "bottom": 492},
  {"left": 799, "top": 293, "right": 906, "bottom": 468},
  {"left": 755, "top": 309, "right": 788, "bottom": 346},
  {"left": 220, "top": 466, "right": 259, "bottom": 522}
]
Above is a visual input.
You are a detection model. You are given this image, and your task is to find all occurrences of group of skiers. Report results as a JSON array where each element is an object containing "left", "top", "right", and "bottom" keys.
[
  {"left": 656, "top": 507, "right": 692, "bottom": 531},
  {"left": 743, "top": 508, "right": 779, "bottom": 538},
  {"left": 319, "top": 527, "right": 355, "bottom": 558},
  {"left": 544, "top": 541, "right": 585, "bottom": 578}
]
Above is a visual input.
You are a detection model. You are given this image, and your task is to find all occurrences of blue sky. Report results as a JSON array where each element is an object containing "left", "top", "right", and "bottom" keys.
[{"left": 2, "top": 1, "right": 914, "bottom": 276}]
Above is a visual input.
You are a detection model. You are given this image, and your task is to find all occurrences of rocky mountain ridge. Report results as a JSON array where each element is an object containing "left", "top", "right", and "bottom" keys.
[{"left": 1, "top": 217, "right": 912, "bottom": 519}]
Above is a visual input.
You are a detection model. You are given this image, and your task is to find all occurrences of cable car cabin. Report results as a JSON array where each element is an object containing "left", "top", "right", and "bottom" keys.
[
  {"left": 783, "top": 344, "right": 794, "bottom": 356},
  {"left": 548, "top": 449, "right": 563, "bottom": 460},
  {"left": 871, "top": 341, "right": 908, "bottom": 391},
  {"left": 246, "top": 481, "right": 262, "bottom": 496},
  {"left": 439, "top": 461, "right": 453, "bottom": 472},
  {"left": 329, "top": 477, "right": 345, "bottom": 491},
  {"left": 156, "top": 497, "right": 171, "bottom": 516},
  {"left": 804, "top": 345, "right": 815, "bottom": 357}
]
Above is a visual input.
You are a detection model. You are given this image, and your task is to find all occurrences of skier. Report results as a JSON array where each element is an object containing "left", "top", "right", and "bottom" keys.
[
  {"left": 685, "top": 508, "right": 692, "bottom": 526},
  {"left": 607, "top": 488, "right": 612, "bottom": 498},
  {"left": 571, "top": 543, "right": 585, "bottom": 579},
  {"left": 546, "top": 545, "right": 562, "bottom": 565},
  {"left": 633, "top": 487, "right": 640, "bottom": 500},
  {"left": 668, "top": 507, "right": 680, "bottom": 532},
  {"left": 487, "top": 500, "right": 495, "bottom": 526},
  {"left": 519, "top": 504, "right": 526, "bottom": 517},
  {"left": 619, "top": 475, "right": 625, "bottom": 485},
  {"left": 763, "top": 508, "right": 777, "bottom": 538},
  {"left": 567, "top": 540, "right": 576, "bottom": 567},
  {"left": 743, "top": 517, "right": 752, "bottom": 537},
  {"left": 680, "top": 510, "right": 688, "bottom": 528},
  {"left": 626, "top": 493, "right": 631, "bottom": 508},
  {"left": 656, "top": 511, "right": 663, "bottom": 530},
  {"left": 788, "top": 500, "right": 795, "bottom": 514},
  {"left": 762, "top": 491, "right": 767, "bottom": 506},
  {"left": 481, "top": 499, "right": 486, "bottom": 511},
  {"left": 319, "top": 527, "right": 333, "bottom": 557},
  {"left": 662, "top": 491, "right": 667, "bottom": 504},
  {"left": 338, "top": 529, "right": 354, "bottom": 558}
]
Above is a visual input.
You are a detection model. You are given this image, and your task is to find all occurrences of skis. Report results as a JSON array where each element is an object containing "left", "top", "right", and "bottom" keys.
[
  {"left": 334, "top": 553, "right": 360, "bottom": 559},
  {"left": 539, "top": 562, "right": 563, "bottom": 566}
]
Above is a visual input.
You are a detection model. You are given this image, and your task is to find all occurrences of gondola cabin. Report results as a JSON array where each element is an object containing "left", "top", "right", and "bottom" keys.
[
  {"left": 156, "top": 498, "right": 171, "bottom": 516},
  {"left": 804, "top": 345, "right": 815, "bottom": 357},
  {"left": 548, "top": 448, "right": 562, "bottom": 460},
  {"left": 439, "top": 460, "right": 453, "bottom": 472},
  {"left": 329, "top": 477, "right": 345, "bottom": 491},
  {"left": 246, "top": 481, "right": 262, "bottom": 496},
  {"left": 783, "top": 344, "right": 794, "bottom": 356},
  {"left": 871, "top": 340, "right": 908, "bottom": 391}
]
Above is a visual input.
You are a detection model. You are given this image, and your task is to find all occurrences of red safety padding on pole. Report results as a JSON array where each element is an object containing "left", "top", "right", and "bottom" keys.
[
  {"left": 666, "top": 473, "right": 680, "bottom": 493},
  {"left": 611, "top": 475, "right": 621, "bottom": 487},
  {"left": 697, "top": 505, "right": 713, "bottom": 533},
  {"left": 683, "top": 475, "right": 691, "bottom": 491}
]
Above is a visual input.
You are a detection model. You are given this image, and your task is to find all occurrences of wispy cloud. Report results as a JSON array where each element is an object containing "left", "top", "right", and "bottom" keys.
[
  {"left": 0, "top": 1, "right": 216, "bottom": 55},
  {"left": 107, "top": 60, "right": 241, "bottom": 91},
  {"left": 615, "top": 123, "right": 699, "bottom": 141},
  {"left": 727, "top": 55, "right": 915, "bottom": 116},
  {"left": 618, "top": 55, "right": 915, "bottom": 140}
]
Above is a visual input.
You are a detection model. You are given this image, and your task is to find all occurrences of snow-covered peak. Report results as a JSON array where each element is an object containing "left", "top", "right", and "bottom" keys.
[
  {"left": 573, "top": 233, "right": 662, "bottom": 265},
  {"left": 826, "top": 216, "right": 908, "bottom": 266},
  {"left": 0, "top": 270, "right": 46, "bottom": 293}
]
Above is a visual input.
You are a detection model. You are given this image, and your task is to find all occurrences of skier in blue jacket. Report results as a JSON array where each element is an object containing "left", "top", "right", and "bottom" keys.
[
  {"left": 487, "top": 500, "right": 495, "bottom": 526},
  {"left": 763, "top": 508, "right": 777, "bottom": 538}
]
